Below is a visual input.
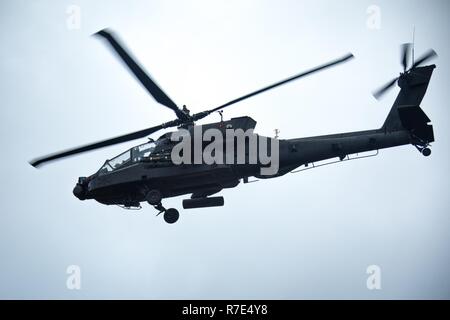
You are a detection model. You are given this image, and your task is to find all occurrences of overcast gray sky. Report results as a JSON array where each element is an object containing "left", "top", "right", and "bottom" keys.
[{"left": 0, "top": 0, "right": 449, "bottom": 299}]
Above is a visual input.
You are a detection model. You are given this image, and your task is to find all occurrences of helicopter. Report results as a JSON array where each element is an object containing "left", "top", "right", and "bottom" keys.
[{"left": 30, "top": 30, "right": 437, "bottom": 224}]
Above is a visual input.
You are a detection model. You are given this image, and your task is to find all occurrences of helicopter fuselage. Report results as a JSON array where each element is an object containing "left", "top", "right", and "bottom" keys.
[
  {"left": 74, "top": 62, "right": 436, "bottom": 211},
  {"left": 73, "top": 119, "right": 420, "bottom": 208}
]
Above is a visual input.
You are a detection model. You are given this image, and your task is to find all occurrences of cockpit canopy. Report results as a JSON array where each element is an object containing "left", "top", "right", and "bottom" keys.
[{"left": 98, "top": 141, "right": 157, "bottom": 175}]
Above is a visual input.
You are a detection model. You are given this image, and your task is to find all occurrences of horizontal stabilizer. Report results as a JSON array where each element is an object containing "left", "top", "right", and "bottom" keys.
[{"left": 398, "top": 105, "right": 431, "bottom": 130}]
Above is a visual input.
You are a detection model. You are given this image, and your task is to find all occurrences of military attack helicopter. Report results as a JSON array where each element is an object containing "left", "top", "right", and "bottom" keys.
[{"left": 30, "top": 30, "right": 437, "bottom": 224}]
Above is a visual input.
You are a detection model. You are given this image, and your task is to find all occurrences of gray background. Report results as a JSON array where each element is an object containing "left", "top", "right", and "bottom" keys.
[{"left": 0, "top": 0, "right": 449, "bottom": 299}]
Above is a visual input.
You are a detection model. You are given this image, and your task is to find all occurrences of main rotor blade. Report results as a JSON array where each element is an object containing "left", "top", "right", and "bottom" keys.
[
  {"left": 401, "top": 43, "right": 412, "bottom": 71},
  {"left": 29, "top": 119, "right": 181, "bottom": 167},
  {"left": 206, "top": 53, "right": 354, "bottom": 114},
  {"left": 372, "top": 77, "right": 398, "bottom": 100},
  {"left": 95, "top": 29, "right": 188, "bottom": 121},
  {"left": 411, "top": 49, "right": 437, "bottom": 69}
]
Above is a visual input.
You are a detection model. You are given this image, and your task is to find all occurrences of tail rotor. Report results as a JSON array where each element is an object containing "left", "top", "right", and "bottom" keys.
[{"left": 373, "top": 44, "right": 437, "bottom": 100}]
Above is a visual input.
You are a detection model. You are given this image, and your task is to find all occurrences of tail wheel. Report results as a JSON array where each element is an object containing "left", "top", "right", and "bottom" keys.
[
  {"left": 164, "top": 208, "right": 179, "bottom": 224},
  {"left": 422, "top": 147, "right": 431, "bottom": 157}
]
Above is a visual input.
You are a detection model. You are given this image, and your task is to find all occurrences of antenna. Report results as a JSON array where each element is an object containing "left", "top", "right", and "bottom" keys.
[
  {"left": 274, "top": 129, "right": 280, "bottom": 139},
  {"left": 412, "top": 26, "right": 416, "bottom": 66}
]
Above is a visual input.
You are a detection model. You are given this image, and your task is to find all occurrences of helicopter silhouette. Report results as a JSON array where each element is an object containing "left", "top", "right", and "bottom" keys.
[{"left": 30, "top": 30, "right": 437, "bottom": 224}]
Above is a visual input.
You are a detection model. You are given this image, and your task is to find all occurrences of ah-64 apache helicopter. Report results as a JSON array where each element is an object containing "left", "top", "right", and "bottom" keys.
[{"left": 30, "top": 30, "right": 437, "bottom": 224}]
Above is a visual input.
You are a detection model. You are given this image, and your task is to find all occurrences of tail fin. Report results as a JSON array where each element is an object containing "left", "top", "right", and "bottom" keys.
[{"left": 381, "top": 65, "right": 435, "bottom": 143}]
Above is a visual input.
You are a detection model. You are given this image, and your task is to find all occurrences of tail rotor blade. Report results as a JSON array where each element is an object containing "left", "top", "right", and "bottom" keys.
[
  {"left": 401, "top": 43, "right": 412, "bottom": 71},
  {"left": 411, "top": 49, "right": 437, "bottom": 69},
  {"left": 373, "top": 45, "right": 437, "bottom": 101},
  {"left": 373, "top": 77, "right": 398, "bottom": 100}
]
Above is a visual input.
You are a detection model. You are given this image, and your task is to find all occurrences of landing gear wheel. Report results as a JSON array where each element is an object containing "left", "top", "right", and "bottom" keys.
[
  {"left": 146, "top": 189, "right": 162, "bottom": 205},
  {"left": 422, "top": 147, "right": 431, "bottom": 157},
  {"left": 164, "top": 208, "right": 179, "bottom": 224}
]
